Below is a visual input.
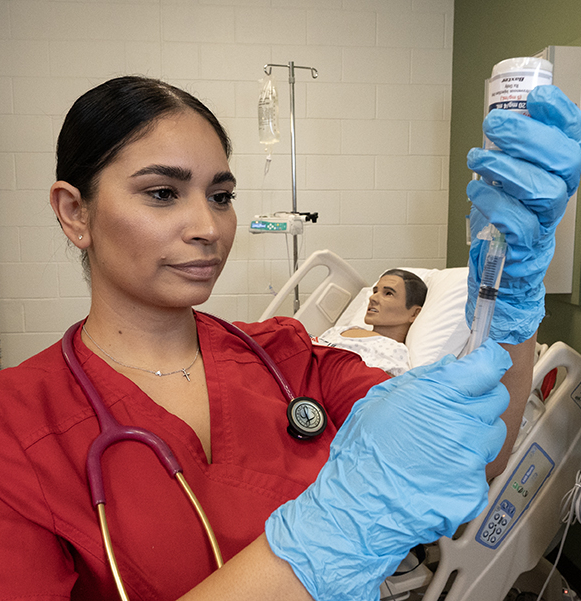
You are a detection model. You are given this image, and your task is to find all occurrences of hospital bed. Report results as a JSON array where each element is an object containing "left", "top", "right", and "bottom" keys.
[{"left": 260, "top": 250, "right": 581, "bottom": 601}]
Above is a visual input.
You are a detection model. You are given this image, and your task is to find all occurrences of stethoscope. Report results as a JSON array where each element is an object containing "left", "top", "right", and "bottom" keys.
[{"left": 61, "top": 313, "right": 327, "bottom": 600}]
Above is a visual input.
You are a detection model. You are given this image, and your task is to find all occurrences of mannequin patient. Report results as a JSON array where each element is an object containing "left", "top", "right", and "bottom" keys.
[{"left": 316, "top": 270, "right": 428, "bottom": 375}]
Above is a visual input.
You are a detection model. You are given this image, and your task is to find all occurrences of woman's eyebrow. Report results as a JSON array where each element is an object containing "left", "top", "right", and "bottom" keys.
[
  {"left": 130, "top": 164, "right": 193, "bottom": 180},
  {"left": 212, "top": 171, "right": 237, "bottom": 187},
  {"left": 130, "top": 165, "right": 236, "bottom": 188}
]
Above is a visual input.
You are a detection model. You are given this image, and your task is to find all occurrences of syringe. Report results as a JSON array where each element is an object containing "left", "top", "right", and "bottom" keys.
[{"left": 459, "top": 225, "right": 506, "bottom": 357}]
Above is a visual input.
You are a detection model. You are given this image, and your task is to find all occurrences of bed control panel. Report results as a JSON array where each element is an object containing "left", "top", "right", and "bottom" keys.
[{"left": 476, "top": 443, "right": 554, "bottom": 549}]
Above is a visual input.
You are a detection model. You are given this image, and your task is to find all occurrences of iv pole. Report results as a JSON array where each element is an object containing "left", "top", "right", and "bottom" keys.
[{"left": 264, "top": 61, "right": 318, "bottom": 313}]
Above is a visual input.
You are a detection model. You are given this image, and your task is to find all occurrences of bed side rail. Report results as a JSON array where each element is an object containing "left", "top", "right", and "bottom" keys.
[
  {"left": 259, "top": 250, "right": 367, "bottom": 336},
  {"left": 420, "top": 341, "right": 581, "bottom": 601}
]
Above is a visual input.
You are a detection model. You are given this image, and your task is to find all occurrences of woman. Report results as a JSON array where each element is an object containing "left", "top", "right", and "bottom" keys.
[{"left": 0, "top": 76, "right": 577, "bottom": 601}]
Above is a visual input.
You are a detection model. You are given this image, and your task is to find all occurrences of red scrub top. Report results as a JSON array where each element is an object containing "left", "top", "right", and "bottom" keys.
[{"left": 0, "top": 313, "right": 388, "bottom": 601}]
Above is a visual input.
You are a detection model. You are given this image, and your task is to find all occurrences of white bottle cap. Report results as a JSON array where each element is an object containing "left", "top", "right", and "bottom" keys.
[{"left": 491, "top": 56, "right": 553, "bottom": 77}]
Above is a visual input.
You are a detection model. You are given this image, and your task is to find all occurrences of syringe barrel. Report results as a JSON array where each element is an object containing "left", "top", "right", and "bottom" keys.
[
  {"left": 460, "top": 236, "right": 505, "bottom": 357},
  {"left": 480, "top": 238, "right": 506, "bottom": 290},
  {"left": 459, "top": 297, "right": 496, "bottom": 357}
]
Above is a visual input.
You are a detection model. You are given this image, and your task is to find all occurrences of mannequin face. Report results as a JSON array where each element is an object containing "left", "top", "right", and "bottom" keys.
[
  {"left": 364, "top": 275, "right": 421, "bottom": 330},
  {"left": 80, "top": 109, "right": 237, "bottom": 312}
]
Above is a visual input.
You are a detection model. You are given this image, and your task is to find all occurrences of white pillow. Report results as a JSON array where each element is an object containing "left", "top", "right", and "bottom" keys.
[{"left": 335, "top": 267, "right": 470, "bottom": 368}]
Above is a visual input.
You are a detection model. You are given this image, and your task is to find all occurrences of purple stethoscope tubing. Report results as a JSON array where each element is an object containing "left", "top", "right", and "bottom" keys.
[
  {"left": 61, "top": 313, "right": 323, "bottom": 595},
  {"left": 61, "top": 313, "right": 301, "bottom": 506},
  {"left": 202, "top": 312, "right": 296, "bottom": 401},
  {"left": 62, "top": 321, "right": 183, "bottom": 507}
]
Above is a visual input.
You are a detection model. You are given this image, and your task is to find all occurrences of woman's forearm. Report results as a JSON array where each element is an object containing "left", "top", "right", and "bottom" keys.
[
  {"left": 486, "top": 333, "right": 537, "bottom": 479},
  {"left": 177, "top": 533, "right": 313, "bottom": 601}
]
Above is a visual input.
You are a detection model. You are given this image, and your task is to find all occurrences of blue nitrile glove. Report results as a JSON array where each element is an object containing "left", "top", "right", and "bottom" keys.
[
  {"left": 466, "top": 85, "right": 581, "bottom": 344},
  {"left": 265, "top": 339, "right": 511, "bottom": 601}
]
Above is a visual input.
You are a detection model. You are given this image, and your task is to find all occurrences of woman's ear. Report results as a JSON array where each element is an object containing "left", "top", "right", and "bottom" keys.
[{"left": 50, "top": 181, "right": 90, "bottom": 249}]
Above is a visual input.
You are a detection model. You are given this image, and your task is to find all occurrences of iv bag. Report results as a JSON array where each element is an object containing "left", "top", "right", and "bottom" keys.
[{"left": 258, "top": 76, "right": 280, "bottom": 147}]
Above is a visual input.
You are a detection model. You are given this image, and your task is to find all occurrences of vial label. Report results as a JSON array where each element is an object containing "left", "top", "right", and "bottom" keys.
[
  {"left": 487, "top": 69, "right": 553, "bottom": 116},
  {"left": 484, "top": 58, "right": 552, "bottom": 150}
]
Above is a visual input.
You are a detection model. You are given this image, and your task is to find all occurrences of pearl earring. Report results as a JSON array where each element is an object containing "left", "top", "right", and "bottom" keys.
[{"left": 78, "top": 235, "right": 83, "bottom": 240}]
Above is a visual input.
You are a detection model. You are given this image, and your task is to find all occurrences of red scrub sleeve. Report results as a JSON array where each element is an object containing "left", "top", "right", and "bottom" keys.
[
  {"left": 0, "top": 498, "right": 77, "bottom": 599},
  {"left": 310, "top": 342, "right": 390, "bottom": 427},
  {"left": 0, "top": 428, "right": 78, "bottom": 599},
  {"left": 234, "top": 316, "right": 390, "bottom": 429}
]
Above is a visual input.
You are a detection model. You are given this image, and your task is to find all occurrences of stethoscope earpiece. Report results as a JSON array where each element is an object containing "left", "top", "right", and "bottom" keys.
[{"left": 287, "top": 397, "right": 327, "bottom": 440}]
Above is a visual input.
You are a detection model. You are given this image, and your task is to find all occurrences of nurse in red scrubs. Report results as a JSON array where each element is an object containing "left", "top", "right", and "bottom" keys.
[{"left": 0, "top": 76, "right": 576, "bottom": 601}]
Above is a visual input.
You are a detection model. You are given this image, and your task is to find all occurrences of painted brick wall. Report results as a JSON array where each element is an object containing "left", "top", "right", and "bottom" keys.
[{"left": 0, "top": 0, "right": 453, "bottom": 367}]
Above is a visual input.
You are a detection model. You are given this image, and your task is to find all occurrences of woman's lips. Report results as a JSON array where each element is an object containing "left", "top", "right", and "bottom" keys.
[{"left": 167, "top": 260, "right": 221, "bottom": 280}]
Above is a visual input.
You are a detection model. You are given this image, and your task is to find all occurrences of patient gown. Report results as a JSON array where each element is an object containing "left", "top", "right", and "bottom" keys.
[
  {"left": 314, "top": 325, "right": 411, "bottom": 376},
  {"left": 0, "top": 312, "right": 388, "bottom": 601}
]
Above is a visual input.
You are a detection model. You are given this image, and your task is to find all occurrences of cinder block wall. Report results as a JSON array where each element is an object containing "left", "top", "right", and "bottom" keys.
[{"left": 0, "top": 0, "right": 453, "bottom": 367}]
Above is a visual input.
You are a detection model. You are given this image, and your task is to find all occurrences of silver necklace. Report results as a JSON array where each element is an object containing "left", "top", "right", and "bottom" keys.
[{"left": 82, "top": 325, "right": 199, "bottom": 382}]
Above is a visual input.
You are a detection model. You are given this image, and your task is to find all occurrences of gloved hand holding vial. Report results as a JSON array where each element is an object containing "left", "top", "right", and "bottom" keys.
[{"left": 467, "top": 76, "right": 581, "bottom": 346}]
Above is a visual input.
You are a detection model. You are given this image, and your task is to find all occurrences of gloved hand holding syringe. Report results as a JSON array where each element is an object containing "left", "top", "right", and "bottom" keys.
[{"left": 463, "top": 57, "right": 555, "bottom": 354}]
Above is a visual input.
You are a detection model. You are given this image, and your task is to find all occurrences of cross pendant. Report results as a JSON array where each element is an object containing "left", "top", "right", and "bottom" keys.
[{"left": 182, "top": 368, "right": 191, "bottom": 382}]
